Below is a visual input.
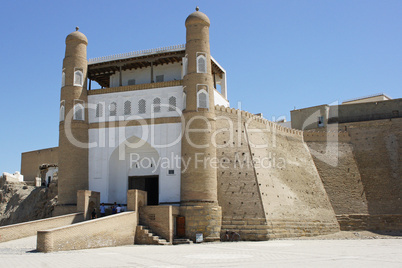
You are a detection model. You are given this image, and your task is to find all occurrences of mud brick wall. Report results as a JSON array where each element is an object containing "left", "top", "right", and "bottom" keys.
[
  {"left": 0, "top": 213, "right": 83, "bottom": 243},
  {"left": 215, "top": 106, "right": 339, "bottom": 238},
  {"left": 304, "top": 132, "right": 369, "bottom": 215},
  {"left": 21, "top": 147, "right": 58, "bottom": 182},
  {"left": 37, "top": 211, "right": 137, "bottom": 252},
  {"left": 343, "top": 118, "right": 402, "bottom": 215}
]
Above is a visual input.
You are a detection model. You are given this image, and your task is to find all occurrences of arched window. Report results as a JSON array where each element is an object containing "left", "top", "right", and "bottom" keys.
[
  {"left": 61, "top": 72, "right": 65, "bottom": 87},
  {"left": 197, "top": 54, "right": 207, "bottom": 73},
  {"left": 96, "top": 103, "right": 103, "bottom": 118},
  {"left": 197, "top": 89, "right": 209, "bottom": 109},
  {"left": 74, "top": 70, "right": 83, "bottom": 86},
  {"left": 169, "top": 96, "right": 176, "bottom": 111},
  {"left": 182, "top": 92, "right": 186, "bottom": 110},
  {"left": 124, "top": 100, "right": 131, "bottom": 115},
  {"left": 138, "top": 99, "right": 146, "bottom": 114},
  {"left": 74, "top": 103, "right": 84, "bottom": 120},
  {"left": 109, "top": 102, "right": 117, "bottom": 116},
  {"left": 153, "top": 98, "right": 161, "bottom": 113},
  {"left": 59, "top": 104, "right": 65, "bottom": 122}
]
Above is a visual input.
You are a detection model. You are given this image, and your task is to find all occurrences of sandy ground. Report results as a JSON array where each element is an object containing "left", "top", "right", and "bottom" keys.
[
  {"left": 0, "top": 232, "right": 401, "bottom": 268},
  {"left": 281, "top": 230, "right": 402, "bottom": 240}
]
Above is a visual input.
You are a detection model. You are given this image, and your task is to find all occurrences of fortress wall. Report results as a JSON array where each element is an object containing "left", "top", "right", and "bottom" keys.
[
  {"left": 341, "top": 118, "right": 402, "bottom": 215},
  {"left": 246, "top": 118, "right": 339, "bottom": 237},
  {"left": 304, "top": 118, "right": 402, "bottom": 231},
  {"left": 215, "top": 106, "right": 339, "bottom": 239},
  {"left": 304, "top": 132, "right": 369, "bottom": 215},
  {"left": 215, "top": 109, "right": 268, "bottom": 240}
]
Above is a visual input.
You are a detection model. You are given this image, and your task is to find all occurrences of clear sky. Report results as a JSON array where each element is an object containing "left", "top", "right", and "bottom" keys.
[{"left": 0, "top": 0, "right": 401, "bottom": 174}]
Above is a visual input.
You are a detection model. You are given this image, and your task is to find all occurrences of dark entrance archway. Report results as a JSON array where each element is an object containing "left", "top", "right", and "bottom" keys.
[{"left": 128, "top": 176, "right": 159, "bottom": 205}]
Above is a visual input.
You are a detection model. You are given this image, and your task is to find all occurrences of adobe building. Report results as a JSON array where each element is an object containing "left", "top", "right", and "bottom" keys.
[{"left": 19, "top": 8, "right": 400, "bottom": 243}]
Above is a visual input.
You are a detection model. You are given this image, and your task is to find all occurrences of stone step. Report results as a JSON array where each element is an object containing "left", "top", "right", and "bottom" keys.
[
  {"left": 136, "top": 225, "right": 171, "bottom": 245},
  {"left": 173, "top": 239, "right": 193, "bottom": 245}
]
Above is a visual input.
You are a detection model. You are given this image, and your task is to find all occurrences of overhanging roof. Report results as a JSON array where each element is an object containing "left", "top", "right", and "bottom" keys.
[{"left": 88, "top": 45, "right": 225, "bottom": 88}]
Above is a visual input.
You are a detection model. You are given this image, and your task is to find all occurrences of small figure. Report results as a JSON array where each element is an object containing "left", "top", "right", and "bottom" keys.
[
  {"left": 116, "top": 204, "right": 122, "bottom": 213},
  {"left": 100, "top": 203, "right": 106, "bottom": 217},
  {"left": 112, "top": 202, "right": 117, "bottom": 214},
  {"left": 91, "top": 208, "right": 97, "bottom": 219}
]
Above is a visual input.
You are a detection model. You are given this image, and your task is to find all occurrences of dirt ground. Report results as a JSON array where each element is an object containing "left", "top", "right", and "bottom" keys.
[{"left": 282, "top": 230, "right": 402, "bottom": 240}]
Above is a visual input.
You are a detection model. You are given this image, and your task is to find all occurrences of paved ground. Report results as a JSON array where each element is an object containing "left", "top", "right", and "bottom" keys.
[{"left": 0, "top": 236, "right": 401, "bottom": 267}]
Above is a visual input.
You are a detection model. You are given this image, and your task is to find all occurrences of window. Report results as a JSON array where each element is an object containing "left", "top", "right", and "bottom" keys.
[
  {"left": 96, "top": 103, "right": 103, "bottom": 118},
  {"left": 73, "top": 101, "right": 84, "bottom": 120},
  {"left": 182, "top": 56, "right": 188, "bottom": 78},
  {"left": 128, "top": 79, "right": 136, "bottom": 85},
  {"left": 61, "top": 72, "right": 65, "bottom": 87},
  {"left": 168, "top": 169, "right": 175, "bottom": 175},
  {"left": 183, "top": 92, "right": 186, "bottom": 110},
  {"left": 197, "top": 53, "right": 207, "bottom": 73},
  {"left": 153, "top": 98, "right": 161, "bottom": 113},
  {"left": 138, "top": 99, "right": 146, "bottom": 114},
  {"left": 318, "top": 116, "right": 324, "bottom": 127},
  {"left": 59, "top": 102, "right": 65, "bottom": 122},
  {"left": 124, "top": 100, "right": 131, "bottom": 115},
  {"left": 197, "top": 88, "right": 209, "bottom": 109},
  {"left": 156, "top": 75, "right": 164, "bottom": 83},
  {"left": 109, "top": 102, "right": 117, "bottom": 116},
  {"left": 74, "top": 70, "right": 83, "bottom": 86},
  {"left": 169, "top": 96, "right": 176, "bottom": 111}
]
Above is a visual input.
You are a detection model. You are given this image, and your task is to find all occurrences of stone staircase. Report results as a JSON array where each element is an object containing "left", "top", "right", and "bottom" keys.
[{"left": 135, "top": 225, "right": 170, "bottom": 245}]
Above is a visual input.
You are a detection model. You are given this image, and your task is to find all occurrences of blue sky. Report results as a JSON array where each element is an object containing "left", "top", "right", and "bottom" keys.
[{"left": 0, "top": 0, "right": 401, "bottom": 173}]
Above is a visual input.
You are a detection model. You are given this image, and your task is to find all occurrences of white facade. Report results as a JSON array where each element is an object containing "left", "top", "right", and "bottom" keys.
[
  {"left": 86, "top": 50, "right": 230, "bottom": 205},
  {"left": 88, "top": 123, "right": 182, "bottom": 205},
  {"left": 88, "top": 86, "right": 184, "bottom": 123}
]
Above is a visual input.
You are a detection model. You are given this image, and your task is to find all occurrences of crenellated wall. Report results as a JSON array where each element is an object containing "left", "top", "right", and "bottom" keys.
[{"left": 214, "top": 105, "right": 340, "bottom": 239}]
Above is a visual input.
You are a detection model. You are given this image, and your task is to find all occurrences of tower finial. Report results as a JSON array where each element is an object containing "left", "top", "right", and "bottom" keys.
[
  {"left": 196, "top": 6, "right": 199, "bottom": 11},
  {"left": 75, "top": 26, "right": 79, "bottom": 31}
]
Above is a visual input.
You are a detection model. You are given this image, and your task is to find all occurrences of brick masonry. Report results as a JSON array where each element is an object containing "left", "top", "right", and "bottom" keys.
[
  {"left": 215, "top": 106, "right": 340, "bottom": 239},
  {"left": 0, "top": 213, "right": 83, "bottom": 243},
  {"left": 305, "top": 118, "right": 402, "bottom": 231},
  {"left": 37, "top": 211, "right": 137, "bottom": 253}
]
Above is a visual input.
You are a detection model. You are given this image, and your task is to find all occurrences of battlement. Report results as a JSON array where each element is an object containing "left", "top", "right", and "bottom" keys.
[{"left": 214, "top": 105, "right": 303, "bottom": 138}]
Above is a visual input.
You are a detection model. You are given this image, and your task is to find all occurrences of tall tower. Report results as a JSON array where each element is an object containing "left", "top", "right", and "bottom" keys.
[
  {"left": 180, "top": 8, "right": 222, "bottom": 241},
  {"left": 55, "top": 28, "right": 89, "bottom": 216}
]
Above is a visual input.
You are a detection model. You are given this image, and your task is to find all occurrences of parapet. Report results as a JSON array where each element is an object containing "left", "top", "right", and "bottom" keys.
[{"left": 214, "top": 105, "right": 304, "bottom": 138}]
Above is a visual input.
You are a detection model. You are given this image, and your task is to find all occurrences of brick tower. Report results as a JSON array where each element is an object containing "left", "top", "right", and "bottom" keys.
[
  {"left": 180, "top": 8, "right": 222, "bottom": 241},
  {"left": 55, "top": 28, "right": 89, "bottom": 216}
]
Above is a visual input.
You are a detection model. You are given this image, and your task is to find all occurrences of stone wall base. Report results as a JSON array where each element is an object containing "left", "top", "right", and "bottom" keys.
[
  {"left": 53, "top": 204, "right": 77, "bottom": 217},
  {"left": 180, "top": 205, "right": 222, "bottom": 242},
  {"left": 337, "top": 214, "right": 402, "bottom": 232}
]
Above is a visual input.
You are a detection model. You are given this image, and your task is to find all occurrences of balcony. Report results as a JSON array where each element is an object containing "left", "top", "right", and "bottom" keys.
[{"left": 88, "top": 80, "right": 183, "bottom": 96}]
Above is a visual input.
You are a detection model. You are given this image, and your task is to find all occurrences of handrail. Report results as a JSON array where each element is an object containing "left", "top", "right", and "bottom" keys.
[{"left": 88, "top": 44, "right": 185, "bottom": 64}]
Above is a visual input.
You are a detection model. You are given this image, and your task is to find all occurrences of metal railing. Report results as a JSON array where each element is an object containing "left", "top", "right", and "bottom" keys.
[{"left": 88, "top": 44, "right": 185, "bottom": 64}]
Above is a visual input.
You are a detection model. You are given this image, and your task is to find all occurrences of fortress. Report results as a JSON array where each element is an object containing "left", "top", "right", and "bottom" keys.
[{"left": 8, "top": 8, "right": 400, "bottom": 249}]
